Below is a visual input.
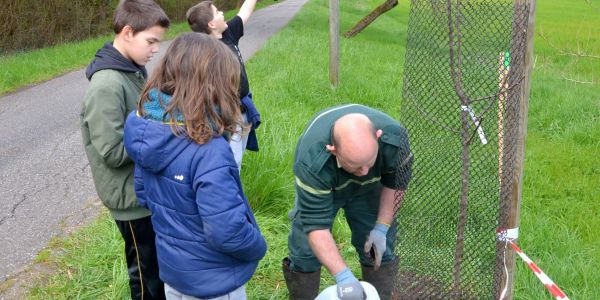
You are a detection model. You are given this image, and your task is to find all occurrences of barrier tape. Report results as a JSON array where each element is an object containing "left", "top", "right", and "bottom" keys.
[
  {"left": 509, "top": 241, "right": 569, "bottom": 300},
  {"left": 497, "top": 228, "right": 569, "bottom": 300}
]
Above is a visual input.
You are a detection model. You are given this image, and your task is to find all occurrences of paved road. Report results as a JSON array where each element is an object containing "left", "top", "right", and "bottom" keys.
[{"left": 0, "top": 0, "right": 308, "bottom": 283}]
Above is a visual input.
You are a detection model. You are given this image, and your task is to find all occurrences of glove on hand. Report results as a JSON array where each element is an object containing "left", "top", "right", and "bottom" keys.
[
  {"left": 364, "top": 222, "right": 389, "bottom": 270},
  {"left": 334, "top": 268, "right": 366, "bottom": 300}
]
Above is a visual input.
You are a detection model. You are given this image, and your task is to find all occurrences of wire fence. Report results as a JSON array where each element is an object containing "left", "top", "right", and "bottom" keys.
[{"left": 394, "top": 0, "right": 532, "bottom": 298}]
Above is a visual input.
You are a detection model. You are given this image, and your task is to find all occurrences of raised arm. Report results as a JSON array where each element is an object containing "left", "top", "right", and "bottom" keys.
[{"left": 237, "top": 0, "right": 257, "bottom": 24}]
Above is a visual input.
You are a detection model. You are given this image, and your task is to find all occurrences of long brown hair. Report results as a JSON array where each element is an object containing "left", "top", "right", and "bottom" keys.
[{"left": 138, "top": 32, "right": 240, "bottom": 144}]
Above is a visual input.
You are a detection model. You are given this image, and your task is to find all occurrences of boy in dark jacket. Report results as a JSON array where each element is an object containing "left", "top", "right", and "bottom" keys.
[
  {"left": 80, "top": 1, "right": 169, "bottom": 299},
  {"left": 186, "top": 0, "right": 261, "bottom": 172},
  {"left": 124, "top": 33, "right": 267, "bottom": 300}
]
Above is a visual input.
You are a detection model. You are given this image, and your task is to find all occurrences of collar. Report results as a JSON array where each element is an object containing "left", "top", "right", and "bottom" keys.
[{"left": 336, "top": 156, "right": 343, "bottom": 169}]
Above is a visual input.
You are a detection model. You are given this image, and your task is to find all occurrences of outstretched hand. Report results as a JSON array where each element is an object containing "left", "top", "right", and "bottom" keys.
[{"left": 364, "top": 223, "right": 389, "bottom": 270}]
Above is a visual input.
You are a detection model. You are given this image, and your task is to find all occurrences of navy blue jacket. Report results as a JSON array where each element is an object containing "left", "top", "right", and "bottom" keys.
[
  {"left": 123, "top": 110, "right": 267, "bottom": 298},
  {"left": 241, "top": 93, "right": 261, "bottom": 151}
]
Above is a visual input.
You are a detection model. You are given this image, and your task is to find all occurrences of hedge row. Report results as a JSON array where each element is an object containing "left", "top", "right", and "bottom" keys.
[{"left": 0, "top": 0, "right": 241, "bottom": 55}]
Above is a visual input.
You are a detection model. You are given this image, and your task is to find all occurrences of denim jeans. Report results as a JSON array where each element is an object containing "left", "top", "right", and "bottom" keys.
[
  {"left": 164, "top": 284, "right": 246, "bottom": 300},
  {"left": 229, "top": 113, "right": 250, "bottom": 172}
]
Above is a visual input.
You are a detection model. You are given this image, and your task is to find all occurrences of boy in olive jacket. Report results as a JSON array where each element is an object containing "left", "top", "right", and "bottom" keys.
[{"left": 79, "top": 1, "right": 169, "bottom": 299}]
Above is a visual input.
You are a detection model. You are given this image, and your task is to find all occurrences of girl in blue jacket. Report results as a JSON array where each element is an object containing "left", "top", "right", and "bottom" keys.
[{"left": 124, "top": 32, "right": 267, "bottom": 300}]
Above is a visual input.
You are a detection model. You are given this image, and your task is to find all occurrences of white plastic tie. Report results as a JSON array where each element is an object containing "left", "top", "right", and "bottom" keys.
[
  {"left": 460, "top": 105, "right": 488, "bottom": 145},
  {"left": 497, "top": 227, "right": 519, "bottom": 242}
]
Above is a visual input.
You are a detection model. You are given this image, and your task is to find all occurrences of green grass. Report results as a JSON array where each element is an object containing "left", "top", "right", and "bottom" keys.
[
  {"left": 0, "top": 0, "right": 279, "bottom": 96},
  {"left": 28, "top": 213, "right": 130, "bottom": 299},
  {"left": 18, "top": 0, "right": 600, "bottom": 299},
  {"left": 0, "top": 22, "right": 188, "bottom": 96}
]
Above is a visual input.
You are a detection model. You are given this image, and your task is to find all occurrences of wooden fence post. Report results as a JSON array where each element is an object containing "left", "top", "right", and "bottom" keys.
[
  {"left": 329, "top": 0, "right": 340, "bottom": 86},
  {"left": 503, "top": 0, "right": 536, "bottom": 299}
]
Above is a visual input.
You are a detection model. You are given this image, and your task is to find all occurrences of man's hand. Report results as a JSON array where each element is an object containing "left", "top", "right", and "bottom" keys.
[
  {"left": 334, "top": 268, "right": 365, "bottom": 300},
  {"left": 364, "top": 222, "right": 389, "bottom": 270}
]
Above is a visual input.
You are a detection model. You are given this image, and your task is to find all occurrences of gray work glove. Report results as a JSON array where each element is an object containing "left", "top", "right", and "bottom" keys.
[
  {"left": 334, "top": 268, "right": 366, "bottom": 300},
  {"left": 364, "top": 222, "right": 389, "bottom": 270}
]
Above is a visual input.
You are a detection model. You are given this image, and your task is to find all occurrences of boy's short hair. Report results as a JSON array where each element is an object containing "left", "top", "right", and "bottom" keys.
[
  {"left": 186, "top": 1, "right": 214, "bottom": 34},
  {"left": 113, "top": 0, "right": 170, "bottom": 34}
]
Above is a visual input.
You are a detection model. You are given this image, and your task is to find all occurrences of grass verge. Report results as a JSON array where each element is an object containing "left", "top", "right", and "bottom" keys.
[
  {"left": 0, "top": 1, "right": 279, "bottom": 96},
  {"left": 21, "top": 0, "right": 600, "bottom": 299}
]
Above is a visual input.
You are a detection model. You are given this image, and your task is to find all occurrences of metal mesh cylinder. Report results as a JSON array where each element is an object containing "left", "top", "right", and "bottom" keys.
[{"left": 393, "top": 0, "right": 532, "bottom": 298}]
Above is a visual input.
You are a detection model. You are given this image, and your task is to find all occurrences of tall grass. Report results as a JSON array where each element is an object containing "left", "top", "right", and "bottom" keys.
[
  {"left": 0, "top": 22, "right": 189, "bottom": 96},
  {"left": 21, "top": 0, "right": 600, "bottom": 299},
  {"left": 28, "top": 213, "right": 130, "bottom": 300},
  {"left": 0, "top": 1, "right": 279, "bottom": 96}
]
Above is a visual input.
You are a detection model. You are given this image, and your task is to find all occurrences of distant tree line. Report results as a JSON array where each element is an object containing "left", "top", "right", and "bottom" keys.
[{"left": 0, "top": 0, "right": 241, "bottom": 55}]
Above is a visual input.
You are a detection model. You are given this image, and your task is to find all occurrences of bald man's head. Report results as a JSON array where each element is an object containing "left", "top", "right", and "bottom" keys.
[{"left": 326, "top": 114, "right": 382, "bottom": 176}]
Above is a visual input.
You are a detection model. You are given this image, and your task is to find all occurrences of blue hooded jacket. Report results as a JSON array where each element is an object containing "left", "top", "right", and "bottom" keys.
[{"left": 123, "top": 92, "right": 267, "bottom": 298}]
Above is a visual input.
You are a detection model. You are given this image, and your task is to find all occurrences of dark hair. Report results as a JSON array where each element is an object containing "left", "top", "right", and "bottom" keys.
[
  {"left": 186, "top": 1, "right": 214, "bottom": 34},
  {"left": 138, "top": 33, "right": 241, "bottom": 144},
  {"left": 113, "top": 0, "right": 170, "bottom": 34}
]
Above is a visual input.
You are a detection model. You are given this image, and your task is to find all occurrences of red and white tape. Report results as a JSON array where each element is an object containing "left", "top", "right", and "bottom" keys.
[
  {"left": 497, "top": 228, "right": 569, "bottom": 300},
  {"left": 509, "top": 241, "right": 569, "bottom": 300}
]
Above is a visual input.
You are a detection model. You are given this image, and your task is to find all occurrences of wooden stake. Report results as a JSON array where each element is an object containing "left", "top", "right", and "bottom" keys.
[
  {"left": 501, "top": 1, "right": 536, "bottom": 299},
  {"left": 498, "top": 51, "right": 510, "bottom": 186},
  {"left": 329, "top": 0, "right": 340, "bottom": 86}
]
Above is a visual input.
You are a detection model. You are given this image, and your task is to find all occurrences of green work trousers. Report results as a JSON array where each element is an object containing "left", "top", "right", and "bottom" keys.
[{"left": 287, "top": 184, "right": 397, "bottom": 272}]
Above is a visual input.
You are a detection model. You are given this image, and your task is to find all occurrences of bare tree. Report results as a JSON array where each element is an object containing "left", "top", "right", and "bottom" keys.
[
  {"left": 343, "top": 0, "right": 399, "bottom": 38},
  {"left": 538, "top": 26, "right": 599, "bottom": 84}
]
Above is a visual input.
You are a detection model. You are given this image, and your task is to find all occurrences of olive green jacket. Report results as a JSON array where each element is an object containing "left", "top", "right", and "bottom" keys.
[{"left": 80, "top": 68, "right": 150, "bottom": 221}]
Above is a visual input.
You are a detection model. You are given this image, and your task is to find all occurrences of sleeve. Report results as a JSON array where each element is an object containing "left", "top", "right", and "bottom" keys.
[
  {"left": 394, "top": 143, "right": 413, "bottom": 190},
  {"left": 225, "top": 16, "right": 244, "bottom": 43},
  {"left": 82, "top": 79, "right": 131, "bottom": 168},
  {"left": 133, "top": 166, "right": 148, "bottom": 209},
  {"left": 380, "top": 127, "right": 413, "bottom": 190},
  {"left": 294, "top": 163, "right": 335, "bottom": 233},
  {"left": 193, "top": 159, "right": 266, "bottom": 262}
]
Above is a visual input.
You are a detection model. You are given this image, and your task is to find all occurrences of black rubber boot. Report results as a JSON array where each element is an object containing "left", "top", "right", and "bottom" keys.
[
  {"left": 361, "top": 258, "right": 399, "bottom": 300},
  {"left": 282, "top": 257, "right": 321, "bottom": 300}
]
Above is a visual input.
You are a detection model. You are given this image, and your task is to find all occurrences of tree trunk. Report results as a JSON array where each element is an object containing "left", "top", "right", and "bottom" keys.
[{"left": 344, "top": 0, "right": 399, "bottom": 38}]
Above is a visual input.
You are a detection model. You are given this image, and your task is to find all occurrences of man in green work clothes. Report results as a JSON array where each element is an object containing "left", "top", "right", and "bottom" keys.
[{"left": 282, "top": 104, "right": 413, "bottom": 300}]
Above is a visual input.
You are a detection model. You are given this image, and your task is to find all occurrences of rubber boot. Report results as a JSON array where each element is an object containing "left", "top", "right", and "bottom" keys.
[
  {"left": 361, "top": 258, "right": 399, "bottom": 300},
  {"left": 282, "top": 257, "right": 321, "bottom": 300}
]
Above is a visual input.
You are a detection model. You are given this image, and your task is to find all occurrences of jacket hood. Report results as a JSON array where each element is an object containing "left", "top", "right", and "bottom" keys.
[
  {"left": 143, "top": 89, "right": 185, "bottom": 122},
  {"left": 124, "top": 111, "right": 191, "bottom": 174},
  {"left": 85, "top": 42, "right": 147, "bottom": 80}
]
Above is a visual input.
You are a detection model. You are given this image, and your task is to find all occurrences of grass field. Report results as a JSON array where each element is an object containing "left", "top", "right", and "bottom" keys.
[
  {"left": 8, "top": 0, "right": 599, "bottom": 299},
  {"left": 0, "top": 0, "right": 280, "bottom": 96}
]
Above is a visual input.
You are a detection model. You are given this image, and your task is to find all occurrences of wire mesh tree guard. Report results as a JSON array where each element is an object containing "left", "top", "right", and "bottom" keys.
[{"left": 393, "top": 0, "right": 535, "bottom": 298}]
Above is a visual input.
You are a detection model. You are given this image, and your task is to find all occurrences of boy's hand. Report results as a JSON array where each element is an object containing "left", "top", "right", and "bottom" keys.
[{"left": 238, "top": 0, "right": 258, "bottom": 24}]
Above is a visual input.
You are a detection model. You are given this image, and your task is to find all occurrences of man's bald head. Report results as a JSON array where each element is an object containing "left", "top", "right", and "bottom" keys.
[{"left": 327, "top": 113, "right": 382, "bottom": 176}]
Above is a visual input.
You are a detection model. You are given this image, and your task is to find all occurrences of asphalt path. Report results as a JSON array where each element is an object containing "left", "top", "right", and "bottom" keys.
[{"left": 0, "top": 0, "right": 308, "bottom": 283}]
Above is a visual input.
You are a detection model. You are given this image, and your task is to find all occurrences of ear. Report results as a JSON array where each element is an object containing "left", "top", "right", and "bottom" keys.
[
  {"left": 326, "top": 144, "right": 337, "bottom": 155},
  {"left": 120, "top": 25, "right": 134, "bottom": 40},
  {"left": 375, "top": 129, "right": 383, "bottom": 139},
  {"left": 207, "top": 20, "right": 217, "bottom": 30}
]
